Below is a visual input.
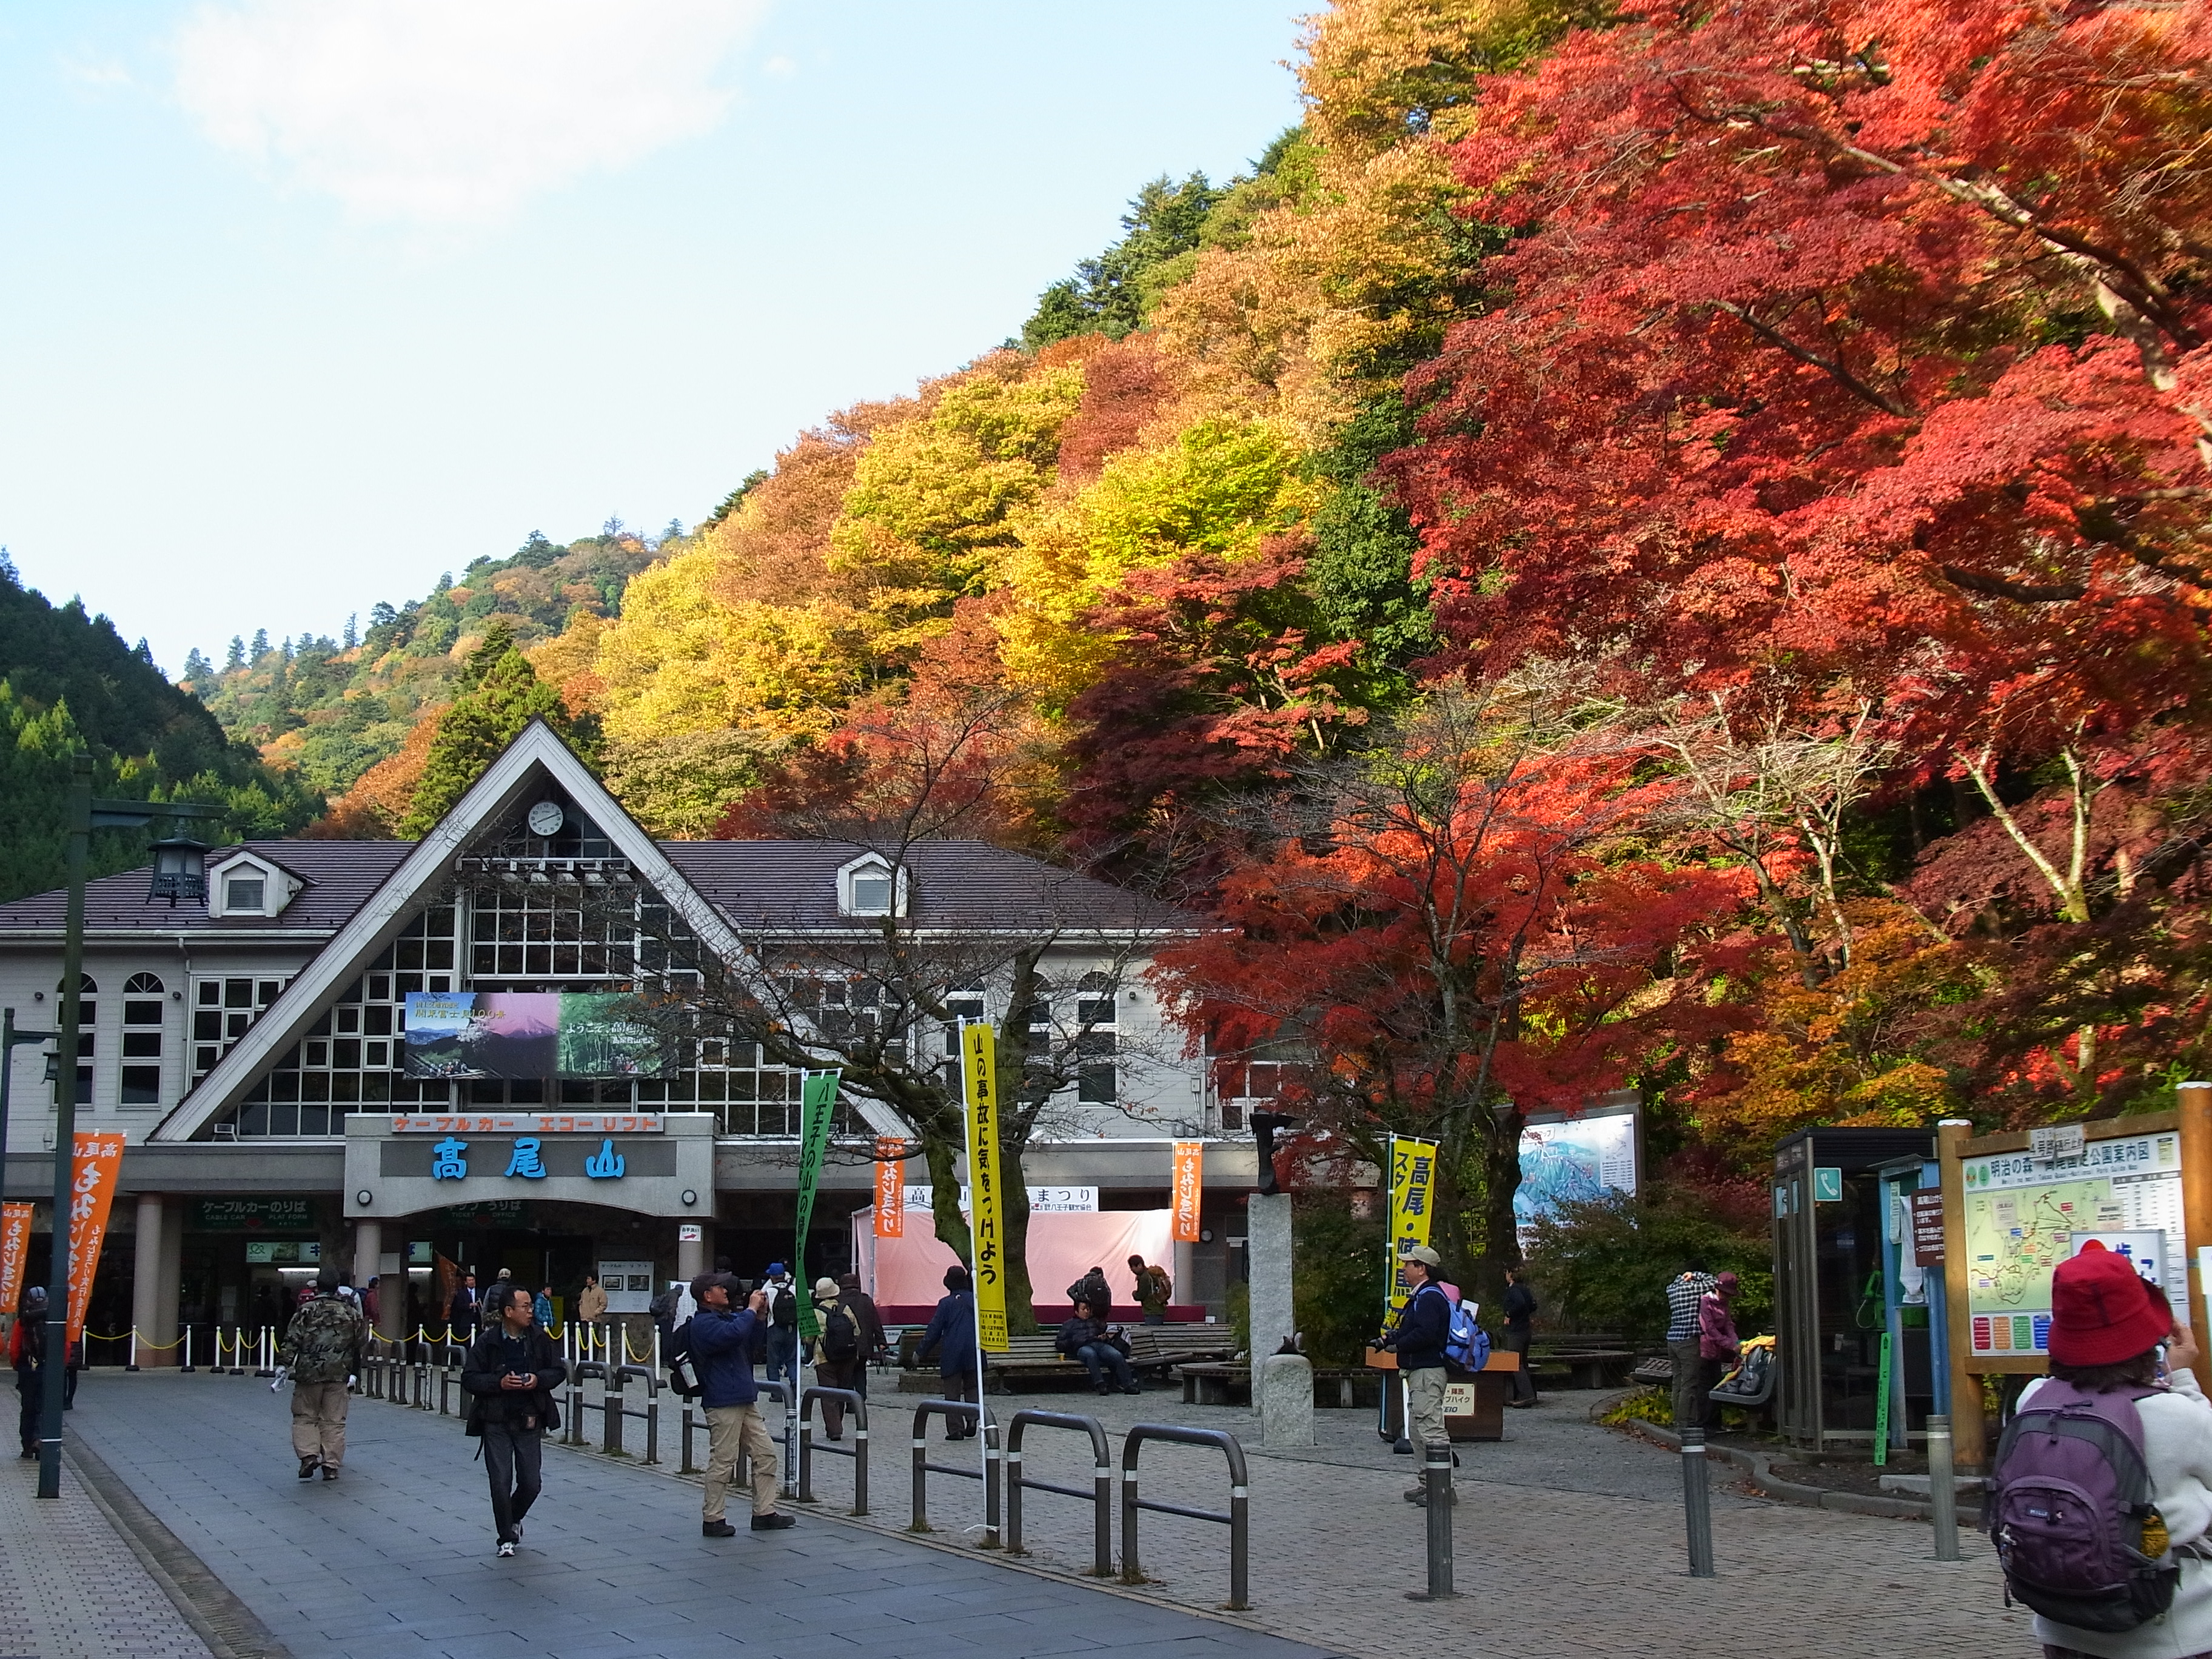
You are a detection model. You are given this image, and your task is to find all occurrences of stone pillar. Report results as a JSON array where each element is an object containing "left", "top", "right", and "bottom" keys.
[
  {"left": 1246, "top": 1191, "right": 1295, "bottom": 1362},
  {"left": 676, "top": 1225, "right": 705, "bottom": 1286},
  {"left": 1259, "top": 1352, "right": 1315, "bottom": 1447},
  {"left": 157, "top": 1196, "right": 184, "bottom": 1357},
  {"left": 130, "top": 1193, "right": 176, "bottom": 1366}
]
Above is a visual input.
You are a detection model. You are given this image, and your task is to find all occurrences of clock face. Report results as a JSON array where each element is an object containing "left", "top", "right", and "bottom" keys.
[{"left": 527, "top": 800, "right": 565, "bottom": 837}]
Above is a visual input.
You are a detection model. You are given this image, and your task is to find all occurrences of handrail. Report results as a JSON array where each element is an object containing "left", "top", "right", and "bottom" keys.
[
  {"left": 797, "top": 1386, "right": 868, "bottom": 1515},
  {"left": 908, "top": 1399, "right": 999, "bottom": 1545},
  {"left": 1005, "top": 1409, "right": 1112, "bottom": 1577},
  {"left": 1121, "top": 1424, "right": 1249, "bottom": 1610}
]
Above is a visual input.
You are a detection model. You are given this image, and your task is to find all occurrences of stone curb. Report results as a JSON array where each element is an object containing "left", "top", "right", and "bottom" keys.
[{"left": 1586, "top": 1391, "right": 1978, "bottom": 1524}]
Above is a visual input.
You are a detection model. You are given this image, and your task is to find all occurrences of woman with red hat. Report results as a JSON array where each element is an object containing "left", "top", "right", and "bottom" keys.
[{"left": 2017, "top": 1241, "right": 2212, "bottom": 1658}]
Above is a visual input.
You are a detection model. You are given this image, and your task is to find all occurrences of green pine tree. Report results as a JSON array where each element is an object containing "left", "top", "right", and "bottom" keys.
[{"left": 400, "top": 624, "right": 598, "bottom": 834}]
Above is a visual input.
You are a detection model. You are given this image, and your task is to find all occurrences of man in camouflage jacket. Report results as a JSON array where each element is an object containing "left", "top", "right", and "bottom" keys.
[{"left": 281, "top": 1267, "right": 365, "bottom": 1480}]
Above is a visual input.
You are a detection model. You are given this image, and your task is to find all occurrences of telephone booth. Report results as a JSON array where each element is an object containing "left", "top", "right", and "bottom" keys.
[{"left": 1773, "top": 1127, "right": 1939, "bottom": 1450}]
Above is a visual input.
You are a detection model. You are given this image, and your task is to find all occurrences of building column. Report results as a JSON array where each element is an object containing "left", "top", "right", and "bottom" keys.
[
  {"left": 1173, "top": 1237, "right": 1196, "bottom": 1318},
  {"left": 350, "top": 1220, "right": 386, "bottom": 1338},
  {"left": 676, "top": 1224, "right": 705, "bottom": 1286},
  {"left": 131, "top": 1194, "right": 178, "bottom": 1366}
]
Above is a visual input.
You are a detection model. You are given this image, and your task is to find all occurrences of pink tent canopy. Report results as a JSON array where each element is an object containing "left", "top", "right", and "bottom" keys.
[{"left": 856, "top": 1208, "right": 1184, "bottom": 1322}]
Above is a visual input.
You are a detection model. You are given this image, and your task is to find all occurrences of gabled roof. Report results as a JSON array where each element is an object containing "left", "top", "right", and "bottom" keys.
[
  {"left": 0, "top": 842, "right": 409, "bottom": 934},
  {"left": 150, "top": 720, "right": 756, "bottom": 1143},
  {"left": 663, "top": 840, "right": 1188, "bottom": 933}
]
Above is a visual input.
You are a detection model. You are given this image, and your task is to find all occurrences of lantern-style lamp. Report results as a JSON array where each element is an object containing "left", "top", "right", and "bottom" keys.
[{"left": 147, "top": 837, "right": 209, "bottom": 906}]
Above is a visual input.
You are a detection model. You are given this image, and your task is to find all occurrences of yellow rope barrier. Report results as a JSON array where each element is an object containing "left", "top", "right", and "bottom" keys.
[{"left": 624, "top": 1329, "right": 654, "bottom": 1364}]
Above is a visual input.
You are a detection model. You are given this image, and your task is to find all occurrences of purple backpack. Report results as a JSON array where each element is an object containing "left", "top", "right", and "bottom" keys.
[{"left": 1988, "top": 1381, "right": 2179, "bottom": 1632}]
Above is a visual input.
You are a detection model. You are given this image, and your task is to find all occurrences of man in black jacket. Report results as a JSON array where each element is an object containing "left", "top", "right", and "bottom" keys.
[
  {"left": 1501, "top": 1266, "right": 1538, "bottom": 1407},
  {"left": 1056, "top": 1300, "right": 1139, "bottom": 1395},
  {"left": 461, "top": 1284, "right": 567, "bottom": 1557},
  {"left": 448, "top": 1273, "right": 481, "bottom": 1343},
  {"left": 1382, "top": 1244, "right": 1453, "bottom": 1504}
]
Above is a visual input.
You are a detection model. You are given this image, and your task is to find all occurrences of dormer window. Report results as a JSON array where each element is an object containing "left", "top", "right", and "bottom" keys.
[
  {"left": 206, "top": 853, "right": 302, "bottom": 920},
  {"left": 836, "top": 854, "right": 907, "bottom": 919}
]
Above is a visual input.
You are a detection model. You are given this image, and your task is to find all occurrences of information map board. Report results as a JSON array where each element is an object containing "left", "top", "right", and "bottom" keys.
[{"left": 1963, "top": 1130, "right": 2185, "bottom": 1358}]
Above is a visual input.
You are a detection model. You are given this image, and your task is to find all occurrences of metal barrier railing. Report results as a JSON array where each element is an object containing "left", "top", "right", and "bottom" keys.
[
  {"left": 797, "top": 1387, "right": 867, "bottom": 1515},
  {"left": 1004, "top": 1409, "right": 1113, "bottom": 1577},
  {"left": 909, "top": 1399, "right": 999, "bottom": 1546},
  {"left": 605, "top": 1364, "right": 660, "bottom": 1463},
  {"left": 1120, "top": 1424, "right": 1250, "bottom": 1611}
]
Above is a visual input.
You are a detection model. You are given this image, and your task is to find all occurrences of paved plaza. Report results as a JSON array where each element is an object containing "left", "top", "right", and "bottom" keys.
[{"left": 0, "top": 1370, "right": 2033, "bottom": 1659}]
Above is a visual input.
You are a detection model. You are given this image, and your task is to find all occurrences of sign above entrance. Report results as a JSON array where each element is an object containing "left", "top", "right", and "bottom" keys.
[
  {"left": 192, "top": 1198, "right": 313, "bottom": 1231},
  {"left": 391, "top": 1113, "right": 663, "bottom": 1135}
]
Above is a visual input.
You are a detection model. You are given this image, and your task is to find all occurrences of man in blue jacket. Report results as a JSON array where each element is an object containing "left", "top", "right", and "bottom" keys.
[
  {"left": 1382, "top": 1244, "right": 1453, "bottom": 1505},
  {"left": 917, "top": 1265, "right": 984, "bottom": 1441},
  {"left": 685, "top": 1275, "right": 795, "bottom": 1536}
]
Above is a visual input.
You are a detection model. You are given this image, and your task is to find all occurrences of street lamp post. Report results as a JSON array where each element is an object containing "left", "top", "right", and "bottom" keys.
[{"left": 35, "top": 756, "right": 222, "bottom": 1500}]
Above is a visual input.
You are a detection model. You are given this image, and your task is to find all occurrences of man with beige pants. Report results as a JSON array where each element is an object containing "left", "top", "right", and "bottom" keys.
[
  {"left": 280, "top": 1267, "right": 364, "bottom": 1481},
  {"left": 1381, "top": 1244, "right": 1455, "bottom": 1505},
  {"left": 684, "top": 1276, "right": 794, "bottom": 1535}
]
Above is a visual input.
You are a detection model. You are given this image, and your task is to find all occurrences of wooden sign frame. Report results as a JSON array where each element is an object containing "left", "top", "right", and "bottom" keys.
[{"left": 1940, "top": 1088, "right": 2212, "bottom": 1470}]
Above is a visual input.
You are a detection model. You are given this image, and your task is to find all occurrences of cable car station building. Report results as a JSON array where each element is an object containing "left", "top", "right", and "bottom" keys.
[{"left": 0, "top": 723, "right": 1249, "bottom": 1353}]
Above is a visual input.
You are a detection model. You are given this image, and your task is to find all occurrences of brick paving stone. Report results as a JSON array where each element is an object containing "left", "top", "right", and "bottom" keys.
[
  {"left": 64, "top": 1374, "right": 1335, "bottom": 1659},
  {"left": 0, "top": 1434, "right": 212, "bottom": 1659}
]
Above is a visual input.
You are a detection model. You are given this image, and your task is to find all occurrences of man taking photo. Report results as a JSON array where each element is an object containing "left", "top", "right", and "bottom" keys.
[{"left": 687, "top": 1275, "right": 795, "bottom": 1536}]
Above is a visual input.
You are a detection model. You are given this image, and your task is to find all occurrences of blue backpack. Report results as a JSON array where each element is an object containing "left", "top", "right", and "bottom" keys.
[{"left": 1415, "top": 1284, "right": 1490, "bottom": 1372}]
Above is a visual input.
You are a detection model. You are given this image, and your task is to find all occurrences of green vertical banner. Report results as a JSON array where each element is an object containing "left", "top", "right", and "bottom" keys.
[{"left": 790, "top": 1070, "right": 841, "bottom": 1340}]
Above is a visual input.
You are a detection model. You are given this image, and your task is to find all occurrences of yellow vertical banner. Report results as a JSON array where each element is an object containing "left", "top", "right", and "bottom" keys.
[
  {"left": 1171, "top": 1142, "right": 1204, "bottom": 1242},
  {"left": 960, "top": 1022, "right": 1009, "bottom": 1352},
  {"left": 1386, "top": 1135, "right": 1439, "bottom": 1316}
]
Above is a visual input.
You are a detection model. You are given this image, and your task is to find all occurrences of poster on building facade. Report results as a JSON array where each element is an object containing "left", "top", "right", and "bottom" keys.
[{"left": 403, "top": 992, "right": 669, "bottom": 1079}]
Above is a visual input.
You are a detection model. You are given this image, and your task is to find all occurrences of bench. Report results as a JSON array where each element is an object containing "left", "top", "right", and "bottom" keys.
[
  {"left": 1177, "top": 1362, "right": 1382, "bottom": 1409},
  {"left": 1124, "top": 1325, "right": 1236, "bottom": 1376},
  {"left": 1528, "top": 1345, "right": 1637, "bottom": 1389}
]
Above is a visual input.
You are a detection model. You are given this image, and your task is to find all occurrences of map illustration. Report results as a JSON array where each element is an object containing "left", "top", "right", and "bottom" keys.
[
  {"left": 1962, "top": 1131, "right": 2183, "bottom": 1356},
  {"left": 1516, "top": 1111, "right": 1637, "bottom": 1243}
]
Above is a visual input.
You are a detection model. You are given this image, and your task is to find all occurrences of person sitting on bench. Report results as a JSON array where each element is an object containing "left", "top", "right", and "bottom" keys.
[{"left": 1057, "top": 1300, "right": 1139, "bottom": 1395}]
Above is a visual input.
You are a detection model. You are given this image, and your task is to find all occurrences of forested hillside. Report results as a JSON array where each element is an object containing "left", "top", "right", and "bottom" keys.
[
  {"left": 184, "top": 524, "right": 657, "bottom": 800},
  {"left": 0, "top": 557, "right": 317, "bottom": 901},
  {"left": 172, "top": 0, "right": 2212, "bottom": 1309}
]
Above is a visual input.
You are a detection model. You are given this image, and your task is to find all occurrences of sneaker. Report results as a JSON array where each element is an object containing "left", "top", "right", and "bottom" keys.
[
  {"left": 701, "top": 1520, "right": 737, "bottom": 1538},
  {"left": 497, "top": 1541, "right": 516, "bottom": 1558},
  {"left": 1119, "top": 1385, "right": 1142, "bottom": 1395},
  {"left": 750, "top": 1513, "right": 797, "bottom": 1531},
  {"left": 321, "top": 1466, "right": 340, "bottom": 1481},
  {"left": 298, "top": 1458, "right": 320, "bottom": 1480}
]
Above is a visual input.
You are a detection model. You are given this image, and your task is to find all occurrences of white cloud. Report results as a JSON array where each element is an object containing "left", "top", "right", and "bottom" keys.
[{"left": 173, "top": 0, "right": 766, "bottom": 226}]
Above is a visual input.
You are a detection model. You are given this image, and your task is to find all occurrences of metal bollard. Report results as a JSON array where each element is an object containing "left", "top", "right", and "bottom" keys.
[
  {"left": 645, "top": 1397, "right": 659, "bottom": 1466},
  {"left": 681, "top": 1407, "right": 697, "bottom": 1475},
  {"left": 181, "top": 1327, "right": 193, "bottom": 1373},
  {"left": 1404, "top": 1441, "right": 1457, "bottom": 1601},
  {"left": 126, "top": 1328, "right": 139, "bottom": 1372},
  {"left": 1680, "top": 1426, "right": 1715, "bottom": 1578},
  {"left": 1928, "top": 1412, "right": 1960, "bottom": 1561}
]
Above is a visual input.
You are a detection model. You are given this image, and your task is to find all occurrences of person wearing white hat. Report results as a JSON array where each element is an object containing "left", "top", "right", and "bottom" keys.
[{"left": 808, "top": 1277, "right": 865, "bottom": 1440}]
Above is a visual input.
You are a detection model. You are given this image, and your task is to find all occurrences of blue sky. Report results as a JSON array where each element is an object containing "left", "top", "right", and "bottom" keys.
[{"left": 0, "top": 1, "right": 1305, "bottom": 672}]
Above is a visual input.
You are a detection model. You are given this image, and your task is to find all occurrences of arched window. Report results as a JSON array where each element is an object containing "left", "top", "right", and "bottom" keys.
[{"left": 121, "top": 974, "right": 165, "bottom": 1106}]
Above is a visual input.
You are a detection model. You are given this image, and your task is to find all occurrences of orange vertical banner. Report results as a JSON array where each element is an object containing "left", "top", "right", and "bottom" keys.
[
  {"left": 1172, "top": 1141, "right": 1204, "bottom": 1242},
  {"left": 874, "top": 1138, "right": 906, "bottom": 1238},
  {"left": 65, "top": 1133, "right": 124, "bottom": 1349},
  {"left": 0, "top": 1204, "right": 30, "bottom": 1316}
]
